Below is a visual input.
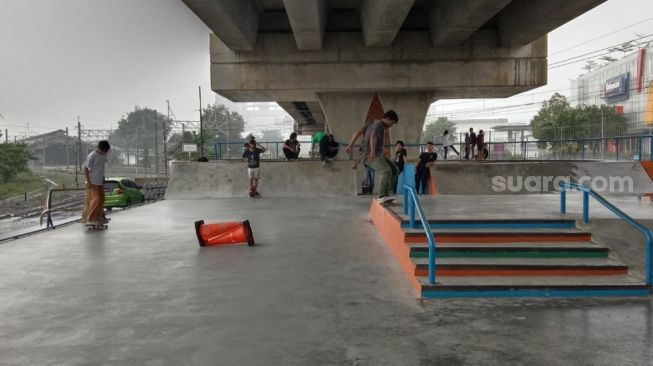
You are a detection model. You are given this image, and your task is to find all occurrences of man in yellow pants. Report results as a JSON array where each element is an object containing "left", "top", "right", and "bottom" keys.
[{"left": 83, "top": 140, "right": 110, "bottom": 224}]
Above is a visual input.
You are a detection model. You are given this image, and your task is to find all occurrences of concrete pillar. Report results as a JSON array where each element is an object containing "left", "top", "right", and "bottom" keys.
[
  {"left": 377, "top": 92, "right": 434, "bottom": 156},
  {"left": 283, "top": 0, "right": 327, "bottom": 50},
  {"left": 360, "top": 0, "right": 414, "bottom": 47},
  {"left": 182, "top": 0, "right": 259, "bottom": 51},
  {"left": 318, "top": 92, "right": 433, "bottom": 156},
  {"left": 317, "top": 93, "right": 375, "bottom": 147}
]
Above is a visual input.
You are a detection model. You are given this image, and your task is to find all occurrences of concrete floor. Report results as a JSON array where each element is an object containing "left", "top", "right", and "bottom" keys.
[{"left": 1, "top": 196, "right": 653, "bottom": 365}]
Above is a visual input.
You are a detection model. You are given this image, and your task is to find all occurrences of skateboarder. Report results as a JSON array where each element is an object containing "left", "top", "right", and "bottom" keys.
[
  {"left": 358, "top": 110, "right": 400, "bottom": 204},
  {"left": 83, "top": 140, "right": 110, "bottom": 225},
  {"left": 442, "top": 130, "right": 459, "bottom": 159},
  {"left": 242, "top": 139, "right": 267, "bottom": 198}
]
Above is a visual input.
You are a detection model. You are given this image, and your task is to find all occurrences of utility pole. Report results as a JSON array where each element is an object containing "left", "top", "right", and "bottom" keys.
[
  {"left": 154, "top": 110, "right": 159, "bottom": 177},
  {"left": 65, "top": 127, "right": 69, "bottom": 169},
  {"left": 4, "top": 129, "right": 7, "bottom": 144},
  {"left": 164, "top": 100, "right": 170, "bottom": 176},
  {"left": 76, "top": 117, "right": 81, "bottom": 186},
  {"left": 601, "top": 107, "right": 605, "bottom": 160},
  {"left": 199, "top": 86, "right": 204, "bottom": 157}
]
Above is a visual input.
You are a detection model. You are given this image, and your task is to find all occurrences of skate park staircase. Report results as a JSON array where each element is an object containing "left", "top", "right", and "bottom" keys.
[{"left": 369, "top": 184, "right": 652, "bottom": 298}]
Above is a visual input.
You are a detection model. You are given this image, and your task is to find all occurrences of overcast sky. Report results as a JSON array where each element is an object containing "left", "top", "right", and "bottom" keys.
[{"left": 1, "top": 0, "right": 652, "bottom": 136}]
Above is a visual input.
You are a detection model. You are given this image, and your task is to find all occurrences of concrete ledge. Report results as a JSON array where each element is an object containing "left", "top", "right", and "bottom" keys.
[
  {"left": 431, "top": 161, "right": 653, "bottom": 195},
  {"left": 166, "top": 160, "right": 359, "bottom": 199}
]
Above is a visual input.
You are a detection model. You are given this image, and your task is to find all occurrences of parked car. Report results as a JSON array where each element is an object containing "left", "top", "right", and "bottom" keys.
[{"left": 104, "top": 177, "right": 145, "bottom": 209}]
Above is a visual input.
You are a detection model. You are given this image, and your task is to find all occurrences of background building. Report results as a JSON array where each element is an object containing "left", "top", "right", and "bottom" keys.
[{"left": 572, "top": 44, "right": 653, "bottom": 134}]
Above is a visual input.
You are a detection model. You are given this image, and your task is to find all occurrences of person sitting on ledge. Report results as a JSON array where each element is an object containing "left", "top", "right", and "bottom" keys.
[
  {"left": 282, "top": 132, "right": 301, "bottom": 161},
  {"left": 320, "top": 134, "right": 339, "bottom": 166}
]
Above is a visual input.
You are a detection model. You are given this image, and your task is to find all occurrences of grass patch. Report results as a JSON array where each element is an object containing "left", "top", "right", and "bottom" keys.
[{"left": 0, "top": 171, "right": 77, "bottom": 200}]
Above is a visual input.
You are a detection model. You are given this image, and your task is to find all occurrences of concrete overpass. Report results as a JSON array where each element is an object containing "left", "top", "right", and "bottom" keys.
[{"left": 181, "top": 0, "right": 605, "bottom": 144}]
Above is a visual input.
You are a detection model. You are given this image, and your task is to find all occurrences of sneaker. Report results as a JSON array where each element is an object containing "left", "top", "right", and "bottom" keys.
[
  {"left": 321, "top": 160, "right": 326, "bottom": 167},
  {"left": 254, "top": 192, "right": 261, "bottom": 198},
  {"left": 377, "top": 196, "right": 396, "bottom": 204},
  {"left": 249, "top": 191, "right": 255, "bottom": 198}
]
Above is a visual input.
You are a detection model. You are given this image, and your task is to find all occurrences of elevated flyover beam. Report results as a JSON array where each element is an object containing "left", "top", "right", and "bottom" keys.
[
  {"left": 360, "top": 0, "right": 415, "bottom": 47},
  {"left": 282, "top": 0, "right": 327, "bottom": 50},
  {"left": 429, "top": 0, "right": 511, "bottom": 47},
  {"left": 497, "top": 0, "right": 606, "bottom": 46},
  {"left": 181, "top": 0, "right": 259, "bottom": 51}
]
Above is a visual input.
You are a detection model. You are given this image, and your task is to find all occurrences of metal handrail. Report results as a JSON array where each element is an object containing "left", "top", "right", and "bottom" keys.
[
  {"left": 40, "top": 188, "right": 85, "bottom": 228},
  {"left": 559, "top": 181, "right": 653, "bottom": 286},
  {"left": 402, "top": 184, "right": 437, "bottom": 284}
]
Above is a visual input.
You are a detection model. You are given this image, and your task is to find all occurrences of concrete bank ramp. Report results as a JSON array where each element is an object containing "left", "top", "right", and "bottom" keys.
[
  {"left": 431, "top": 161, "right": 653, "bottom": 195},
  {"left": 166, "top": 160, "right": 359, "bottom": 199}
]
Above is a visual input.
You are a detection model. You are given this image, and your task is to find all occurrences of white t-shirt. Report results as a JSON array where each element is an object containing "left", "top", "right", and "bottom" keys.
[
  {"left": 83, "top": 150, "right": 108, "bottom": 185},
  {"left": 442, "top": 134, "right": 452, "bottom": 147}
]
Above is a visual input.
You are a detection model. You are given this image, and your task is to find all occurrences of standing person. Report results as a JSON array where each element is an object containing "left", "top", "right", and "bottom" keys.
[
  {"left": 393, "top": 140, "right": 407, "bottom": 194},
  {"left": 311, "top": 131, "right": 326, "bottom": 159},
  {"left": 83, "top": 140, "right": 111, "bottom": 224},
  {"left": 469, "top": 128, "right": 477, "bottom": 159},
  {"left": 414, "top": 142, "right": 437, "bottom": 195},
  {"left": 242, "top": 139, "right": 267, "bottom": 198},
  {"left": 477, "top": 129, "right": 487, "bottom": 160},
  {"left": 358, "top": 110, "right": 400, "bottom": 203},
  {"left": 463, "top": 132, "right": 471, "bottom": 160},
  {"left": 282, "top": 132, "right": 301, "bottom": 161},
  {"left": 394, "top": 140, "right": 407, "bottom": 174},
  {"left": 442, "top": 130, "right": 459, "bottom": 160}
]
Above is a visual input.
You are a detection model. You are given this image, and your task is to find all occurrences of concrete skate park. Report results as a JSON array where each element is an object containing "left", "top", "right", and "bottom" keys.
[{"left": 5, "top": 0, "right": 653, "bottom": 364}]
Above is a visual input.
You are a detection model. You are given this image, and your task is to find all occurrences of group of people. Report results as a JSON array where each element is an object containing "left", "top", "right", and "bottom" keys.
[
  {"left": 463, "top": 127, "right": 488, "bottom": 160},
  {"left": 281, "top": 131, "right": 339, "bottom": 165},
  {"left": 243, "top": 117, "right": 490, "bottom": 200},
  {"left": 242, "top": 131, "right": 341, "bottom": 198},
  {"left": 437, "top": 128, "right": 488, "bottom": 160}
]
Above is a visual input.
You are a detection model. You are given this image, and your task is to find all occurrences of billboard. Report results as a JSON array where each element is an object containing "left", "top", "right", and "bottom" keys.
[{"left": 604, "top": 73, "right": 629, "bottom": 102}]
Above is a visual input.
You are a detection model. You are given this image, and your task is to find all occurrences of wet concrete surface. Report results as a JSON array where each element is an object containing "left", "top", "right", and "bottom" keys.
[{"left": 1, "top": 197, "right": 652, "bottom": 365}]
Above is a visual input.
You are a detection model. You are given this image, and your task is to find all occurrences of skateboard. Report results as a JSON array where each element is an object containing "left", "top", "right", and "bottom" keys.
[
  {"left": 85, "top": 223, "right": 108, "bottom": 231},
  {"left": 379, "top": 197, "right": 397, "bottom": 207}
]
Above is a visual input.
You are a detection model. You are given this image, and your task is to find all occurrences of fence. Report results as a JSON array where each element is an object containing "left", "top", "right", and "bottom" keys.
[{"left": 215, "top": 135, "right": 653, "bottom": 162}]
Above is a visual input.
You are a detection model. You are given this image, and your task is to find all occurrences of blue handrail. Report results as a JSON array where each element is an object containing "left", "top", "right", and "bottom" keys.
[
  {"left": 559, "top": 181, "right": 653, "bottom": 286},
  {"left": 402, "top": 185, "right": 437, "bottom": 284}
]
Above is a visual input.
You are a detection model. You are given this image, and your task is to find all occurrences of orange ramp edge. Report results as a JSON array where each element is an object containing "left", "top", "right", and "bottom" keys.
[{"left": 368, "top": 200, "right": 422, "bottom": 294}]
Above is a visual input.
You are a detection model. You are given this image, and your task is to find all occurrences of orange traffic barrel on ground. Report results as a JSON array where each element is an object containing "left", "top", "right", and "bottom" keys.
[{"left": 194, "top": 220, "right": 255, "bottom": 247}]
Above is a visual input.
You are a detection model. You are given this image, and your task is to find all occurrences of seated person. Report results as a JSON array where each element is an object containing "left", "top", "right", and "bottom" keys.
[
  {"left": 319, "top": 134, "right": 339, "bottom": 164},
  {"left": 282, "top": 132, "right": 301, "bottom": 160}
]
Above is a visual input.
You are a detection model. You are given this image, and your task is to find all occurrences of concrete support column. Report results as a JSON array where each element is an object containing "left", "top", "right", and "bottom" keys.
[
  {"left": 317, "top": 93, "right": 375, "bottom": 147},
  {"left": 377, "top": 92, "right": 434, "bottom": 156},
  {"left": 318, "top": 92, "right": 434, "bottom": 156}
]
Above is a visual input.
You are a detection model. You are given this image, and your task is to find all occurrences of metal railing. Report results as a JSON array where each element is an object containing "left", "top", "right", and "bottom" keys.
[
  {"left": 402, "top": 184, "right": 437, "bottom": 285},
  {"left": 559, "top": 182, "right": 653, "bottom": 287},
  {"left": 214, "top": 135, "right": 653, "bottom": 161},
  {"left": 39, "top": 188, "right": 85, "bottom": 228}
]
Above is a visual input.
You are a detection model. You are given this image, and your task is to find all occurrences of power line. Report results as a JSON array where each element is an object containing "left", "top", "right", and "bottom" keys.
[{"left": 550, "top": 16, "right": 653, "bottom": 56}]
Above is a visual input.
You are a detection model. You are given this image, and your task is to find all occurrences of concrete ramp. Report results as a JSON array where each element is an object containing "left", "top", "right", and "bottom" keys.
[
  {"left": 166, "top": 160, "right": 359, "bottom": 199},
  {"left": 431, "top": 161, "right": 653, "bottom": 195}
]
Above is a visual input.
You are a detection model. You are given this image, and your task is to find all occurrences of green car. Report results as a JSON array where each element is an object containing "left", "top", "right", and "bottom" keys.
[{"left": 104, "top": 177, "right": 145, "bottom": 209}]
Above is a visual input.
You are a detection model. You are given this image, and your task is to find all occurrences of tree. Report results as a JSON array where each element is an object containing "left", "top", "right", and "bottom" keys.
[
  {"left": 201, "top": 104, "right": 246, "bottom": 144},
  {"left": 582, "top": 60, "right": 599, "bottom": 72},
  {"left": 111, "top": 107, "right": 173, "bottom": 167},
  {"left": 0, "top": 144, "right": 34, "bottom": 183},
  {"left": 530, "top": 93, "right": 628, "bottom": 155},
  {"left": 421, "top": 117, "right": 456, "bottom": 144},
  {"left": 259, "top": 129, "right": 283, "bottom": 142}
]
